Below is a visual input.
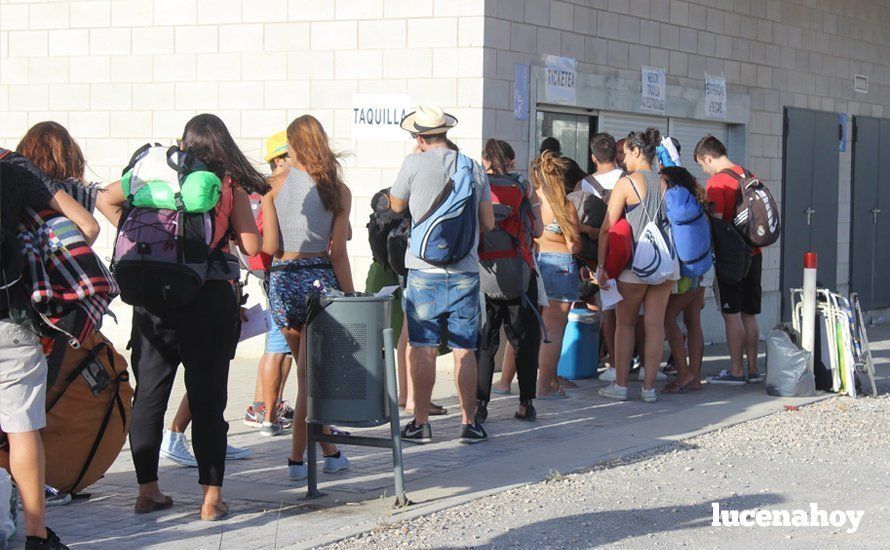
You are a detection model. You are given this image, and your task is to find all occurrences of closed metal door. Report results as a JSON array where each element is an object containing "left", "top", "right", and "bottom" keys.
[
  {"left": 667, "top": 118, "right": 730, "bottom": 186},
  {"left": 851, "top": 117, "right": 890, "bottom": 309},
  {"left": 781, "top": 108, "right": 840, "bottom": 320}
]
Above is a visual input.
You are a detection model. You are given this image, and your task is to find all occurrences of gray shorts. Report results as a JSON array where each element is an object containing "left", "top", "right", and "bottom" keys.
[{"left": 0, "top": 318, "right": 47, "bottom": 433}]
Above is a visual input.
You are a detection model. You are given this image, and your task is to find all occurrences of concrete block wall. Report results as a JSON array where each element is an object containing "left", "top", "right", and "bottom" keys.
[
  {"left": 0, "top": 0, "right": 486, "bottom": 356},
  {"left": 482, "top": 0, "right": 890, "bottom": 338}
]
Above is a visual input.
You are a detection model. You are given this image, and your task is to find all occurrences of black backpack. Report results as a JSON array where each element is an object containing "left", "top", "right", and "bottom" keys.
[
  {"left": 709, "top": 215, "right": 751, "bottom": 285},
  {"left": 387, "top": 218, "right": 410, "bottom": 277},
  {"left": 366, "top": 188, "right": 408, "bottom": 269},
  {"left": 720, "top": 168, "right": 781, "bottom": 248}
]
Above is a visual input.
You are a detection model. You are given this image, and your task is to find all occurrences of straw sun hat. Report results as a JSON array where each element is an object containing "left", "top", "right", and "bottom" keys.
[{"left": 399, "top": 105, "right": 458, "bottom": 136}]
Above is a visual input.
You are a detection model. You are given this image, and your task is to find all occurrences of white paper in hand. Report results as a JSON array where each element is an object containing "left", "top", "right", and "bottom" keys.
[
  {"left": 239, "top": 304, "right": 270, "bottom": 342},
  {"left": 599, "top": 280, "right": 623, "bottom": 309}
]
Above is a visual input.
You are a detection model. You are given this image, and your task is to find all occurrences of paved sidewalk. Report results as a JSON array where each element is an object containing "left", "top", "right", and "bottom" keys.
[{"left": 22, "top": 327, "right": 890, "bottom": 549}]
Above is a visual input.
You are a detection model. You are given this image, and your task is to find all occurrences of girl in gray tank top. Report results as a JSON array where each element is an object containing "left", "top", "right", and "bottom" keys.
[
  {"left": 273, "top": 168, "right": 334, "bottom": 254},
  {"left": 593, "top": 128, "right": 677, "bottom": 405}
]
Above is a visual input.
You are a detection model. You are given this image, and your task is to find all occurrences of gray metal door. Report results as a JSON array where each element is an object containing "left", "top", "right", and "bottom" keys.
[
  {"left": 781, "top": 108, "right": 840, "bottom": 320},
  {"left": 851, "top": 116, "right": 890, "bottom": 309}
]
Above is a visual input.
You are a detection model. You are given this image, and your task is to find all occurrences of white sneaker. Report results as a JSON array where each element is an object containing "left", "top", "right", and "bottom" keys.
[
  {"left": 641, "top": 387, "right": 658, "bottom": 403},
  {"left": 323, "top": 453, "right": 350, "bottom": 474},
  {"left": 288, "top": 461, "right": 308, "bottom": 481},
  {"left": 226, "top": 443, "right": 252, "bottom": 460},
  {"left": 160, "top": 430, "right": 198, "bottom": 467},
  {"left": 599, "top": 367, "right": 617, "bottom": 381},
  {"left": 260, "top": 421, "right": 284, "bottom": 437},
  {"left": 636, "top": 367, "right": 668, "bottom": 381},
  {"left": 598, "top": 383, "right": 628, "bottom": 401}
]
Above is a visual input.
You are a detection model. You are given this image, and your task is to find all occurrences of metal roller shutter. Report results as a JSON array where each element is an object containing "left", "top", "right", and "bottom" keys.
[
  {"left": 667, "top": 118, "right": 730, "bottom": 185},
  {"left": 597, "top": 112, "right": 668, "bottom": 144}
]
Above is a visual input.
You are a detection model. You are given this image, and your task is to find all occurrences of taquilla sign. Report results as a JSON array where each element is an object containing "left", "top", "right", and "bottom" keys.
[{"left": 352, "top": 93, "right": 413, "bottom": 140}]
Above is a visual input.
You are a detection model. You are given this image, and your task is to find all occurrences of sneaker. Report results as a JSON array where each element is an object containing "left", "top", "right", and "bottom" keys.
[
  {"left": 323, "top": 452, "right": 350, "bottom": 473},
  {"left": 226, "top": 443, "right": 252, "bottom": 460},
  {"left": 641, "top": 387, "right": 658, "bottom": 403},
  {"left": 400, "top": 420, "right": 432, "bottom": 444},
  {"left": 160, "top": 430, "right": 198, "bottom": 467},
  {"left": 707, "top": 369, "right": 747, "bottom": 385},
  {"left": 747, "top": 371, "right": 764, "bottom": 383},
  {"left": 599, "top": 367, "right": 617, "bottom": 381},
  {"left": 25, "top": 527, "right": 68, "bottom": 550},
  {"left": 260, "top": 421, "right": 284, "bottom": 437},
  {"left": 474, "top": 401, "right": 488, "bottom": 425},
  {"left": 243, "top": 403, "right": 264, "bottom": 428},
  {"left": 277, "top": 400, "right": 295, "bottom": 421},
  {"left": 637, "top": 366, "right": 668, "bottom": 381},
  {"left": 598, "top": 383, "right": 628, "bottom": 401},
  {"left": 288, "top": 460, "right": 307, "bottom": 481},
  {"left": 44, "top": 485, "right": 71, "bottom": 507},
  {"left": 458, "top": 423, "right": 488, "bottom": 444}
]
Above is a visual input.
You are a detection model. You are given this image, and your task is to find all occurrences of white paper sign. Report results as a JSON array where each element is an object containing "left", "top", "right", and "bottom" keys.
[
  {"left": 705, "top": 74, "right": 727, "bottom": 119},
  {"left": 544, "top": 55, "right": 577, "bottom": 104},
  {"left": 641, "top": 66, "right": 666, "bottom": 115},
  {"left": 599, "top": 280, "right": 624, "bottom": 309},
  {"left": 239, "top": 304, "right": 270, "bottom": 342},
  {"left": 351, "top": 93, "right": 412, "bottom": 140}
]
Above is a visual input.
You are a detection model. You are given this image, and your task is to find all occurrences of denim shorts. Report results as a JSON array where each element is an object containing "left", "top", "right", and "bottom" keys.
[
  {"left": 269, "top": 257, "right": 338, "bottom": 329},
  {"left": 537, "top": 252, "right": 579, "bottom": 303},
  {"left": 405, "top": 270, "right": 480, "bottom": 350},
  {"left": 264, "top": 310, "right": 292, "bottom": 354}
]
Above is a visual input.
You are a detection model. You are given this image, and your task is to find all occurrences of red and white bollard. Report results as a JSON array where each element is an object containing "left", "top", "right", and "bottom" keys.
[{"left": 801, "top": 252, "right": 818, "bottom": 374}]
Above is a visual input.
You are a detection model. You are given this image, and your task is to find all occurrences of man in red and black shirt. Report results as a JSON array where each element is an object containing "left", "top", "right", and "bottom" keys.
[{"left": 694, "top": 136, "right": 763, "bottom": 385}]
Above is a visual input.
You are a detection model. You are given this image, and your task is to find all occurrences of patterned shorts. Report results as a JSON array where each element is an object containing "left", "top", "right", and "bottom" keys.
[{"left": 268, "top": 257, "right": 339, "bottom": 329}]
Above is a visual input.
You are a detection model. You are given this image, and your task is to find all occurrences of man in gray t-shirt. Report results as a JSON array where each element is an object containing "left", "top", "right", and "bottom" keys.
[
  {"left": 389, "top": 105, "right": 494, "bottom": 445},
  {"left": 390, "top": 148, "right": 491, "bottom": 273}
]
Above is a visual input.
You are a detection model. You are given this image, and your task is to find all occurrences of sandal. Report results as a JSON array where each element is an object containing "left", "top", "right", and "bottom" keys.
[
  {"left": 557, "top": 376, "right": 579, "bottom": 389},
  {"left": 660, "top": 381, "right": 689, "bottom": 394},
  {"left": 536, "top": 388, "right": 568, "bottom": 400},
  {"left": 405, "top": 403, "right": 448, "bottom": 416},
  {"left": 200, "top": 502, "right": 229, "bottom": 522},
  {"left": 514, "top": 400, "right": 536, "bottom": 422},
  {"left": 134, "top": 494, "right": 173, "bottom": 514}
]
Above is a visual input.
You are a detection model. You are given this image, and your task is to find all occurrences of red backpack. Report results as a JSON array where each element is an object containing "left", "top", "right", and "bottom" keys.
[
  {"left": 479, "top": 173, "right": 534, "bottom": 300},
  {"left": 238, "top": 193, "right": 272, "bottom": 278}
]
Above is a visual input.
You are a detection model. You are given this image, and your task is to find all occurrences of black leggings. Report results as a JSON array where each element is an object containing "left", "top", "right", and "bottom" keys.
[
  {"left": 476, "top": 277, "right": 541, "bottom": 403},
  {"left": 128, "top": 280, "right": 239, "bottom": 487}
]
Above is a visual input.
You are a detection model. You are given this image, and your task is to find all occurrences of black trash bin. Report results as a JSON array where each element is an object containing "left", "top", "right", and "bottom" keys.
[
  {"left": 304, "top": 293, "right": 407, "bottom": 504},
  {"left": 306, "top": 294, "right": 393, "bottom": 427}
]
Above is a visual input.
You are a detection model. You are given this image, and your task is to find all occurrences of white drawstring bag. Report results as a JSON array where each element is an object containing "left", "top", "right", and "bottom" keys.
[{"left": 629, "top": 180, "right": 676, "bottom": 285}]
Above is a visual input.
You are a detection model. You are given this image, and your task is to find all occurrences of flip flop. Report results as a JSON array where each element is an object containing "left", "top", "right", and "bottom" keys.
[
  {"left": 557, "top": 377, "right": 579, "bottom": 389},
  {"left": 405, "top": 403, "right": 448, "bottom": 415},
  {"left": 491, "top": 387, "right": 512, "bottom": 395},
  {"left": 537, "top": 389, "right": 569, "bottom": 400},
  {"left": 660, "top": 381, "right": 689, "bottom": 394}
]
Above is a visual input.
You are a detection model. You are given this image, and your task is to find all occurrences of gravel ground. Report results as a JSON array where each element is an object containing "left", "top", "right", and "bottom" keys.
[{"left": 324, "top": 394, "right": 890, "bottom": 549}]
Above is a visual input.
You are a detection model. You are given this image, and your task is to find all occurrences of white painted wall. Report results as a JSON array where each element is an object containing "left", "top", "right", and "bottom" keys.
[{"left": 0, "top": 0, "right": 487, "bottom": 356}]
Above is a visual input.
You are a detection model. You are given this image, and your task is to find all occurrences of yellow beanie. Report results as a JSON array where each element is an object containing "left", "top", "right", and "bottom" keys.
[{"left": 264, "top": 130, "right": 288, "bottom": 162}]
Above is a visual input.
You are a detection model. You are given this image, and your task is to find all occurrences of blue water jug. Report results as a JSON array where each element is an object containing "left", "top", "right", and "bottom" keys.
[{"left": 556, "top": 309, "right": 600, "bottom": 380}]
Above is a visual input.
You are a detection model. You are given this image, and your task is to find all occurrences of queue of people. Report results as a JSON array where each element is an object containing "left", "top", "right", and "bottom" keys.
[{"left": 0, "top": 102, "right": 771, "bottom": 546}]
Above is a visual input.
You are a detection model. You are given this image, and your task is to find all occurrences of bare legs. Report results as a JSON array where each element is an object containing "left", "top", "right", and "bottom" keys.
[
  {"left": 281, "top": 327, "right": 337, "bottom": 462},
  {"left": 614, "top": 281, "right": 673, "bottom": 390},
  {"left": 7, "top": 431, "right": 46, "bottom": 538},
  {"left": 537, "top": 301, "right": 571, "bottom": 397},
  {"left": 410, "top": 346, "right": 476, "bottom": 425},
  {"left": 261, "top": 353, "right": 293, "bottom": 423},
  {"left": 741, "top": 313, "right": 760, "bottom": 375},
  {"left": 664, "top": 288, "right": 705, "bottom": 388}
]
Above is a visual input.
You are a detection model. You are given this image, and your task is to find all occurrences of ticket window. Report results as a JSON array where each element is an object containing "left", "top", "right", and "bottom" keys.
[{"left": 535, "top": 111, "right": 597, "bottom": 173}]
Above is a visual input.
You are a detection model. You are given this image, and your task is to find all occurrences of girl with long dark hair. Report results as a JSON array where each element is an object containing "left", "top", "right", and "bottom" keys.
[
  {"left": 596, "top": 128, "right": 679, "bottom": 404},
  {"left": 97, "top": 114, "right": 263, "bottom": 521},
  {"left": 261, "top": 115, "right": 355, "bottom": 480}
]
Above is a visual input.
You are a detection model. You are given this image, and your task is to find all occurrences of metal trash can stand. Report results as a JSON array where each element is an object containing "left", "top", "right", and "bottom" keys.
[
  {"left": 304, "top": 292, "right": 408, "bottom": 506},
  {"left": 306, "top": 294, "right": 393, "bottom": 427}
]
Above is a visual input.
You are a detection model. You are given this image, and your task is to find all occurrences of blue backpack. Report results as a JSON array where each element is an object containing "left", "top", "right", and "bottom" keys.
[
  {"left": 409, "top": 153, "right": 478, "bottom": 267},
  {"left": 664, "top": 186, "right": 713, "bottom": 278}
]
